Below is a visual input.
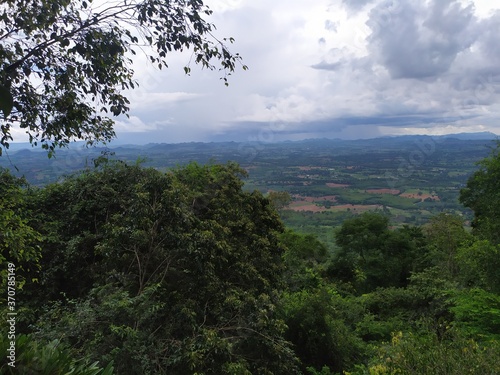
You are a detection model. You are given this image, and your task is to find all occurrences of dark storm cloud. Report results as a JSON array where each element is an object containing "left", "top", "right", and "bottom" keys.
[
  {"left": 301, "top": 114, "right": 475, "bottom": 131},
  {"left": 367, "top": 0, "right": 478, "bottom": 79},
  {"left": 220, "top": 112, "right": 477, "bottom": 142}
]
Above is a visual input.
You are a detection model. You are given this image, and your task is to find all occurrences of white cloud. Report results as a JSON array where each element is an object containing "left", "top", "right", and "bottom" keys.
[
  {"left": 111, "top": 0, "right": 500, "bottom": 143},
  {"left": 129, "top": 92, "right": 204, "bottom": 111},
  {"left": 114, "top": 116, "right": 162, "bottom": 133}
]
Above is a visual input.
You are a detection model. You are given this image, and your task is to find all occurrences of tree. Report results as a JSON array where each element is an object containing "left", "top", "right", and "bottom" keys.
[
  {"left": 280, "top": 287, "right": 363, "bottom": 374},
  {"left": 330, "top": 212, "right": 424, "bottom": 292},
  {"left": 279, "top": 230, "right": 329, "bottom": 291},
  {"left": 27, "top": 161, "right": 300, "bottom": 374},
  {"left": 459, "top": 141, "right": 500, "bottom": 244},
  {"left": 268, "top": 191, "right": 292, "bottom": 211},
  {"left": 0, "top": 0, "right": 246, "bottom": 155},
  {"left": 456, "top": 239, "right": 500, "bottom": 294},
  {"left": 423, "top": 213, "right": 471, "bottom": 277},
  {"left": 450, "top": 288, "right": 500, "bottom": 339},
  {"left": 0, "top": 169, "right": 41, "bottom": 296}
]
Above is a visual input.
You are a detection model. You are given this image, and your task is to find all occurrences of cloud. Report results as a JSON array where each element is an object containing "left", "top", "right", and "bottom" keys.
[
  {"left": 129, "top": 92, "right": 204, "bottom": 111},
  {"left": 109, "top": 0, "right": 500, "bottom": 143},
  {"left": 311, "top": 60, "right": 343, "bottom": 70},
  {"left": 342, "top": 0, "right": 375, "bottom": 13},
  {"left": 367, "top": 0, "right": 478, "bottom": 79},
  {"left": 324, "top": 20, "right": 338, "bottom": 32},
  {"left": 114, "top": 116, "right": 160, "bottom": 133},
  {"left": 298, "top": 0, "right": 500, "bottom": 136}
]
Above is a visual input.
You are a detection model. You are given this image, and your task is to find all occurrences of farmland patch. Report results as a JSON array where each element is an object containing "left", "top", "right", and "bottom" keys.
[
  {"left": 365, "top": 189, "right": 401, "bottom": 195},
  {"left": 326, "top": 182, "right": 350, "bottom": 188}
]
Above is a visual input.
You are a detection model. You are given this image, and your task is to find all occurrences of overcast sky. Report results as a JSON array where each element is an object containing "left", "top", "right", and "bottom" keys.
[{"left": 113, "top": 0, "right": 500, "bottom": 144}]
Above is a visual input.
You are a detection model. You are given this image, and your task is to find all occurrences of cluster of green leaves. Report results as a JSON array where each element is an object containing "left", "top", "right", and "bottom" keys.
[
  {"left": 268, "top": 191, "right": 292, "bottom": 211},
  {"left": 0, "top": 334, "right": 114, "bottom": 374},
  {"left": 460, "top": 141, "right": 500, "bottom": 244},
  {"left": 364, "top": 329, "right": 500, "bottom": 375},
  {"left": 328, "top": 212, "right": 428, "bottom": 293},
  {"left": 0, "top": 0, "right": 246, "bottom": 155},
  {"left": 0, "top": 169, "right": 41, "bottom": 295}
]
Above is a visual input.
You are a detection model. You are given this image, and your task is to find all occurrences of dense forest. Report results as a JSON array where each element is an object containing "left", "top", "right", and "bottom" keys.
[
  {"left": 1, "top": 0, "right": 500, "bottom": 372},
  {"left": 1, "top": 142, "right": 500, "bottom": 374}
]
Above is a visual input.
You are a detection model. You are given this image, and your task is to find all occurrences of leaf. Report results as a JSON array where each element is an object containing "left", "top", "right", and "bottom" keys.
[{"left": 0, "top": 85, "right": 14, "bottom": 117}]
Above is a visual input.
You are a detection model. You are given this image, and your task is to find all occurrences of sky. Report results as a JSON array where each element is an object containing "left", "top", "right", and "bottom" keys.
[{"left": 109, "top": 0, "right": 500, "bottom": 143}]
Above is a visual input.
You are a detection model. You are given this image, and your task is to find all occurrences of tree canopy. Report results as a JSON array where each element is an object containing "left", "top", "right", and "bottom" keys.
[
  {"left": 0, "top": 0, "right": 246, "bottom": 155},
  {"left": 16, "top": 161, "right": 299, "bottom": 374},
  {"left": 2, "top": 156, "right": 500, "bottom": 373},
  {"left": 459, "top": 141, "right": 500, "bottom": 244},
  {"left": 3, "top": 139, "right": 500, "bottom": 373}
]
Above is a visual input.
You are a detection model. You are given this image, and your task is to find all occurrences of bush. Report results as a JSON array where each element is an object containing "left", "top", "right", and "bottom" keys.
[
  {"left": 0, "top": 334, "right": 113, "bottom": 374},
  {"left": 365, "top": 330, "right": 500, "bottom": 375}
]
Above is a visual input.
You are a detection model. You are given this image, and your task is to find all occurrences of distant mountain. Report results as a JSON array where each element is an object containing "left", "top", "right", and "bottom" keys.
[
  {"left": 2, "top": 132, "right": 497, "bottom": 154},
  {"left": 439, "top": 131, "right": 498, "bottom": 140},
  {"left": 360, "top": 132, "right": 497, "bottom": 142}
]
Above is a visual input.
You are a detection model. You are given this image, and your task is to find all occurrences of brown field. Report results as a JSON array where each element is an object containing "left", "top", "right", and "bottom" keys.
[
  {"left": 287, "top": 203, "right": 329, "bottom": 212},
  {"left": 288, "top": 194, "right": 338, "bottom": 213},
  {"left": 326, "top": 182, "right": 350, "bottom": 188},
  {"left": 287, "top": 201, "right": 382, "bottom": 213},
  {"left": 365, "top": 189, "right": 400, "bottom": 195},
  {"left": 292, "top": 195, "right": 337, "bottom": 203},
  {"left": 400, "top": 193, "right": 440, "bottom": 201}
]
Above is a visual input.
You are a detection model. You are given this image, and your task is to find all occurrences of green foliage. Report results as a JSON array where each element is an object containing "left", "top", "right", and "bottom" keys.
[
  {"left": 0, "top": 84, "right": 13, "bottom": 117},
  {"left": 363, "top": 330, "right": 500, "bottom": 375},
  {"left": 0, "top": 169, "right": 41, "bottom": 295},
  {"left": 423, "top": 213, "right": 471, "bottom": 277},
  {"left": 268, "top": 191, "right": 292, "bottom": 210},
  {"left": 0, "top": 0, "right": 245, "bottom": 154},
  {"left": 460, "top": 141, "right": 500, "bottom": 244},
  {"left": 5, "top": 141, "right": 500, "bottom": 374},
  {"left": 280, "top": 287, "right": 364, "bottom": 374},
  {"left": 355, "top": 288, "right": 421, "bottom": 342},
  {"left": 280, "top": 230, "right": 330, "bottom": 291},
  {"left": 449, "top": 288, "right": 500, "bottom": 339},
  {"left": 306, "top": 365, "right": 337, "bottom": 375},
  {"left": 456, "top": 239, "right": 500, "bottom": 293},
  {"left": 0, "top": 334, "right": 113, "bottom": 374},
  {"left": 405, "top": 267, "right": 458, "bottom": 329},
  {"left": 27, "top": 161, "right": 299, "bottom": 374},
  {"left": 330, "top": 213, "right": 426, "bottom": 293}
]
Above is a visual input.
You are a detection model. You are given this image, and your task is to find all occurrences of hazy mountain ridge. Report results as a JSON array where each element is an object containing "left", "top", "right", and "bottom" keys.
[{"left": 1, "top": 133, "right": 497, "bottom": 187}]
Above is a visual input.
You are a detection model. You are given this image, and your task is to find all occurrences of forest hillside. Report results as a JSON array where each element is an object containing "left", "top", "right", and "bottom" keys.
[{"left": 1, "top": 143, "right": 500, "bottom": 374}]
